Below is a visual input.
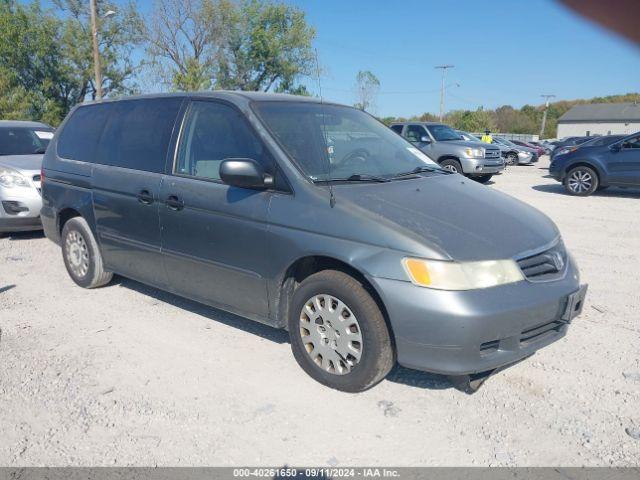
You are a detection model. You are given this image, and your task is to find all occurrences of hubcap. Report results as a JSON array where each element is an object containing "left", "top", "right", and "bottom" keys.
[
  {"left": 299, "top": 294, "right": 363, "bottom": 375},
  {"left": 443, "top": 164, "right": 458, "bottom": 173},
  {"left": 568, "top": 170, "right": 592, "bottom": 193},
  {"left": 65, "top": 231, "right": 89, "bottom": 278}
]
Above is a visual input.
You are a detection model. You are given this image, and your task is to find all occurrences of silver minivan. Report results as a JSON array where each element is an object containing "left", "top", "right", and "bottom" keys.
[{"left": 41, "top": 92, "right": 587, "bottom": 392}]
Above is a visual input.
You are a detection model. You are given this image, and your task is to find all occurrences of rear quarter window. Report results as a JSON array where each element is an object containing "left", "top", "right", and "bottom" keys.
[
  {"left": 57, "top": 104, "right": 112, "bottom": 161},
  {"left": 56, "top": 98, "right": 183, "bottom": 173}
]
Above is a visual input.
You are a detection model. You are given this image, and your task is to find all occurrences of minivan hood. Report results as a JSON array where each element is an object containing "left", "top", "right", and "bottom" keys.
[
  {"left": 0, "top": 154, "right": 43, "bottom": 173},
  {"left": 334, "top": 174, "right": 558, "bottom": 261}
]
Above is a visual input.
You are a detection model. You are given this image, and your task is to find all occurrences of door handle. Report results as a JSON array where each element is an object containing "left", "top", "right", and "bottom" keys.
[
  {"left": 137, "top": 189, "right": 154, "bottom": 205},
  {"left": 165, "top": 195, "right": 184, "bottom": 211}
]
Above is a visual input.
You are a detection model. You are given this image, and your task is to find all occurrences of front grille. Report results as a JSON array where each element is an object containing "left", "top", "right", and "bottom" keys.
[
  {"left": 484, "top": 149, "right": 500, "bottom": 159},
  {"left": 517, "top": 240, "right": 567, "bottom": 281},
  {"left": 520, "top": 320, "right": 564, "bottom": 346}
]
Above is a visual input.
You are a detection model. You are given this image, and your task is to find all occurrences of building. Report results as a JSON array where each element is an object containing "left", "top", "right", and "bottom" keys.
[{"left": 557, "top": 102, "right": 640, "bottom": 138}]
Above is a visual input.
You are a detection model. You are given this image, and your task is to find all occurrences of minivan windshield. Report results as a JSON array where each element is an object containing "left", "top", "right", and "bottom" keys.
[
  {"left": 253, "top": 102, "right": 440, "bottom": 182},
  {"left": 0, "top": 127, "right": 53, "bottom": 156},
  {"left": 426, "top": 124, "right": 463, "bottom": 141}
]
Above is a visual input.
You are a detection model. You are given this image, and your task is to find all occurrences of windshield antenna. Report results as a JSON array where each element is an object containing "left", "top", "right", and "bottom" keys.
[{"left": 315, "top": 48, "right": 335, "bottom": 207}]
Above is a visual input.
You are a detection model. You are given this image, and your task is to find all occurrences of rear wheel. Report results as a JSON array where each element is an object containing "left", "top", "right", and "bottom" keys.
[
  {"left": 61, "top": 217, "right": 113, "bottom": 288},
  {"left": 473, "top": 174, "right": 493, "bottom": 184},
  {"left": 564, "top": 166, "right": 598, "bottom": 196},
  {"left": 439, "top": 158, "right": 463, "bottom": 174},
  {"left": 288, "top": 270, "right": 394, "bottom": 392}
]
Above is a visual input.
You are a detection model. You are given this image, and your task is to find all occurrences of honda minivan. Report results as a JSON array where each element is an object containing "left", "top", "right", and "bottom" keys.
[{"left": 41, "top": 92, "right": 587, "bottom": 392}]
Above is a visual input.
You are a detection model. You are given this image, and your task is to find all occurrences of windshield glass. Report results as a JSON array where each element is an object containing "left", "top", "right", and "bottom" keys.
[
  {"left": 0, "top": 127, "right": 53, "bottom": 155},
  {"left": 253, "top": 102, "right": 439, "bottom": 181},
  {"left": 426, "top": 124, "right": 462, "bottom": 141},
  {"left": 460, "top": 131, "right": 482, "bottom": 142}
]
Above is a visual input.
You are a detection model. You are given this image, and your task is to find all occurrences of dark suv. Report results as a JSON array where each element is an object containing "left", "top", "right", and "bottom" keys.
[
  {"left": 41, "top": 92, "right": 586, "bottom": 392},
  {"left": 549, "top": 132, "right": 640, "bottom": 195}
]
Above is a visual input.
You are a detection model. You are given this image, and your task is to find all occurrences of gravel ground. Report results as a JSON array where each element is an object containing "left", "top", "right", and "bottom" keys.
[{"left": 1, "top": 156, "right": 639, "bottom": 466}]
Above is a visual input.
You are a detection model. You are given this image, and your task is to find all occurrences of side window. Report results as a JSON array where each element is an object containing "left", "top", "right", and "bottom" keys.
[
  {"left": 57, "top": 104, "right": 111, "bottom": 161},
  {"left": 622, "top": 136, "right": 640, "bottom": 149},
  {"left": 175, "top": 101, "right": 269, "bottom": 181},
  {"left": 390, "top": 125, "right": 403, "bottom": 135},
  {"left": 405, "top": 125, "right": 426, "bottom": 142},
  {"left": 97, "top": 98, "right": 182, "bottom": 173}
]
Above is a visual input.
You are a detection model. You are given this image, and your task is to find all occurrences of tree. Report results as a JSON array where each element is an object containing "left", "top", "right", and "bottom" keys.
[
  {"left": 0, "top": 0, "right": 142, "bottom": 125},
  {"left": 144, "top": 0, "right": 316, "bottom": 93},
  {"left": 214, "top": 0, "right": 316, "bottom": 92},
  {"left": 144, "top": 0, "right": 217, "bottom": 91},
  {"left": 354, "top": 70, "right": 379, "bottom": 112},
  {"left": 54, "top": 0, "right": 144, "bottom": 102}
]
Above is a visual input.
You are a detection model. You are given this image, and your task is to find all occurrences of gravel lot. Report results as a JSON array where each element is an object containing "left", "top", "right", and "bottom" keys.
[{"left": 1, "top": 156, "right": 639, "bottom": 466}]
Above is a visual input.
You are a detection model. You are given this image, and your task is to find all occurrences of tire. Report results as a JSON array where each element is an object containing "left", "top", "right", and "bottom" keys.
[
  {"left": 505, "top": 152, "right": 518, "bottom": 166},
  {"left": 473, "top": 174, "right": 493, "bottom": 184},
  {"left": 61, "top": 217, "right": 113, "bottom": 288},
  {"left": 288, "top": 270, "right": 394, "bottom": 393},
  {"left": 439, "top": 158, "right": 463, "bottom": 174},
  {"left": 564, "top": 166, "right": 598, "bottom": 196}
]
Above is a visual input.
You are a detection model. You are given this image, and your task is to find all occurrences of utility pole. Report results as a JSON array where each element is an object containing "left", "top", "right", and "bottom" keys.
[
  {"left": 435, "top": 65, "right": 454, "bottom": 122},
  {"left": 89, "top": 0, "right": 103, "bottom": 100},
  {"left": 540, "top": 94, "right": 556, "bottom": 138}
]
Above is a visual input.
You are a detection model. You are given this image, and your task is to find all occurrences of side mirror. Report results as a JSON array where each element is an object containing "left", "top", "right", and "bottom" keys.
[
  {"left": 220, "top": 158, "right": 274, "bottom": 189},
  {"left": 609, "top": 143, "right": 621, "bottom": 153},
  {"left": 420, "top": 136, "right": 431, "bottom": 144}
]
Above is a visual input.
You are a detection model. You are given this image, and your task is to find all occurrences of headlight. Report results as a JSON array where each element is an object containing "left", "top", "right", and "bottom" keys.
[
  {"left": 518, "top": 151, "right": 530, "bottom": 157},
  {"left": 464, "top": 147, "right": 484, "bottom": 158},
  {"left": 402, "top": 257, "right": 524, "bottom": 290},
  {"left": 0, "top": 167, "right": 30, "bottom": 188}
]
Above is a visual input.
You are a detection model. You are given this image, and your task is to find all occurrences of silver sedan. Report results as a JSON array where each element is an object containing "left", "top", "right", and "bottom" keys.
[{"left": 0, "top": 121, "right": 54, "bottom": 235}]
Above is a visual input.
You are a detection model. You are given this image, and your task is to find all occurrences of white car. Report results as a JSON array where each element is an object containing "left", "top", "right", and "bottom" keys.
[{"left": 0, "top": 120, "right": 54, "bottom": 235}]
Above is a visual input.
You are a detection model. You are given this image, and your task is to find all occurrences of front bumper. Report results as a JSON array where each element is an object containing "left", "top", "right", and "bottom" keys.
[
  {"left": 372, "top": 256, "right": 583, "bottom": 375},
  {"left": 0, "top": 185, "right": 43, "bottom": 232},
  {"left": 460, "top": 157, "right": 506, "bottom": 174}
]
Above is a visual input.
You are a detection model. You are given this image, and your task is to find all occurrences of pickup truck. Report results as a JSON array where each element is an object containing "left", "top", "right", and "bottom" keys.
[{"left": 390, "top": 122, "right": 505, "bottom": 183}]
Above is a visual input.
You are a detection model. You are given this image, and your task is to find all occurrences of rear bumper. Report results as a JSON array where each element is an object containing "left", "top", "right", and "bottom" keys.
[{"left": 372, "top": 256, "right": 583, "bottom": 375}]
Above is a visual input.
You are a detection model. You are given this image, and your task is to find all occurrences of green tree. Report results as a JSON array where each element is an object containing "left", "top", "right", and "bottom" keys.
[
  {"left": 215, "top": 0, "right": 316, "bottom": 92},
  {"left": 354, "top": 70, "right": 380, "bottom": 112}
]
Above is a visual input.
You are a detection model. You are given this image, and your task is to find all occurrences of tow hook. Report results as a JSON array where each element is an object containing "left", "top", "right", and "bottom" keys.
[{"left": 448, "top": 369, "right": 496, "bottom": 394}]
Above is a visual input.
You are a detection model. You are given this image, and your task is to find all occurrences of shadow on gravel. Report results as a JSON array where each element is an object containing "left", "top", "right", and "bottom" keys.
[
  {"left": 533, "top": 183, "right": 640, "bottom": 198},
  {"left": 0, "top": 284, "right": 16, "bottom": 294},
  {"left": 385, "top": 365, "right": 452, "bottom": 390},
  {"left": 114, "top": 277, "right": 289, "bottom": 344},
  {"left": 3, "top": 231, "right": 45, "bottom": 241}
]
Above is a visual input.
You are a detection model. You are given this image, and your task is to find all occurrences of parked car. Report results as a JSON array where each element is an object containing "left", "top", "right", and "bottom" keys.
[
  {"left": 457, "top": 130, "right": 510, "bottom": 170},
  {"left": 529, "top": 141, "right": 553, "bottom": 155},
  {"left": 550, "top": 136, "right": 594, "bottom": 160},
  {"left": 390, "top": 122, "right": 504, "bottom": 183},
  {"left": 42, "top": 92, "right": 587, "bottom": 392},
  {"left": 549, "top": 132, "right": 640, "bottom": 196},
  {"left": 0, "top": 120, "right": 54, "bottom": 235},
  {"left": 511, "top": 140, "right": 546, "bottom": 157},
  {"left": 491, "top": 137, "right": 535, "bottom": 165}
]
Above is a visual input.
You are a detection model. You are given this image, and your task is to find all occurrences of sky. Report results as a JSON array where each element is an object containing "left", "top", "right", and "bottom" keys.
[{"left": 43, "top": 0, "right": 640, "bottom": 117}]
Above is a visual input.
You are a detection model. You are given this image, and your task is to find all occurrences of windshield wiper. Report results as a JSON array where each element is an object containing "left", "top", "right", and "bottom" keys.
[
  {"left": 391, "top": 165, "right": 450, "bottom": 179},
  {"left": 329, "top": 173, "right": 391, "bottom": 183}
]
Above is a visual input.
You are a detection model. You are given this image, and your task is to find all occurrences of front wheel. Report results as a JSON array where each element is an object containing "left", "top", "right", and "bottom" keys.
[
  {"left": 288, "top": 270, "right": 394, "bottom": 392},
  {"left": 564, "top": 166, "right": 598, "bottom": 196},
  {"left": 439, "top": 158, "right": 463, "bottom": 174},
  {"left": 61, "top": 217, "right": 113, "bottom": 288},
  {"left": 505, "top": 153, "right": 518, "bottom": 165},
  {"left": 472, "top": 174, "right": 493, "bottom": 184}
]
